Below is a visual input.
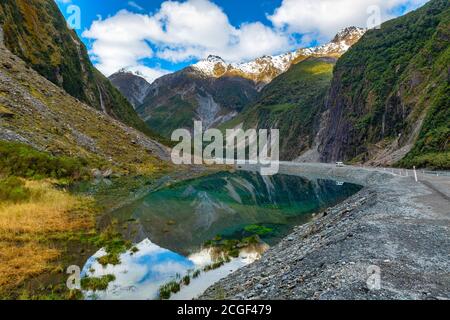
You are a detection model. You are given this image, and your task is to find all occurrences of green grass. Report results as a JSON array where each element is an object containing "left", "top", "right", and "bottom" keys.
[
  {"left": 158, "top": 281, "right": 181, "bottom": 300},
  {"left": 244, "top": 224, "right": 274, "bottom": 236},
  {"left": 81, "top": 224, "right": 132, "bottom": 267},
  {"left": 0, "top": 176, "right": 30, "bottom": 202},
  {"left": 81, "top": 274, "right": 116, "bottom": 291},
  {"left": 203, "top": 259, "right": 225, "bottom": 272},
  {"left": 182, "top": 275, "right": 191, "bottom": 286},
  {"left": 0, "top": 140, "right": 89, "bottom": 181}
]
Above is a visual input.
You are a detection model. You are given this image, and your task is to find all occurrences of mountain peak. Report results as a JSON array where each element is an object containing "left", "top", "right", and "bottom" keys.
[
  {"left": 113, "top": 67, "right": 154, "bottom": 84},
  {"left": 332, "top": 26, "right": 367, "bottom": 46},
  {"left": 116, "top": 67, "right": 143, "bottom": 77},
  {"left": 192, "top": 55, "right": 227, "bottom": 77},
  {"left": 191, "top": 26, "right": 366, "bottom": 85}
]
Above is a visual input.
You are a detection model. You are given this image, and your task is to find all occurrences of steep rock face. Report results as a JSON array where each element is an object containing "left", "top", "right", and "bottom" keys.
[
  {"left": 220, "top": 57, "right": 335, "bottom": 161},
  {"left": 109, "top": 70, "right": 152, "bottom": 108},
  {"left": 318, "top": 0, "right": 449, "bottom": 169},
  {"left": 0, "top": 35, "right": 171, "bottom": 174},
  {"left": 0, "top": 0, "right": 163, "bottom": 142},
  {"left": 137, "top": 67, "right": 258, "bottom": 137}
]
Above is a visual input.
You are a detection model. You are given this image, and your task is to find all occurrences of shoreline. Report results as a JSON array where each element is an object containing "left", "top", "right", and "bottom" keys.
[{"left": 200, "top": 163, "right": 450, "bottom": 300}]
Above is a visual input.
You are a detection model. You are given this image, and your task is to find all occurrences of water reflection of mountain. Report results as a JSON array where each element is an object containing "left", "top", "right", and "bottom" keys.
[{"left": 112, "top": 172, "right": 361, "bottom": 255}]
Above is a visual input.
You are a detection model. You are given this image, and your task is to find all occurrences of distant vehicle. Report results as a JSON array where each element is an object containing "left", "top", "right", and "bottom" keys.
[{"left": 336, "top": 162, "right": 345, "bottom": 167}]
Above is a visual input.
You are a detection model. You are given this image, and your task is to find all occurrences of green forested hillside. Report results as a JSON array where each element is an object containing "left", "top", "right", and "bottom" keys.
[
  {"left": 222, "top": 57, "right": 335, "bottom": 160},
  {"left": 319, "top": 0, "right": 449, "bottom": 168},
  {"left": 0, "top": 0, "right": 167, "bottom": 144}
]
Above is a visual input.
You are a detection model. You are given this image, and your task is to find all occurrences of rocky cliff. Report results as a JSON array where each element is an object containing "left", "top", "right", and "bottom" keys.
[
  {"left": 0, "top": 27, "right": 170, "bottom": 174},
  {"left": 137, "top": 67, "right": 258, "bottom": 137},
  {"left": 109, "top": 70, "right": 152, "bottom": 109},
  {"left": 318, "top": 0, "right": 449, "bottom": 169},
  {"left": 221, "top": 57, "right": 336, "bottom": 161},
  {"left": 0, "top": 0, "right": 165, "bottom": 143}
]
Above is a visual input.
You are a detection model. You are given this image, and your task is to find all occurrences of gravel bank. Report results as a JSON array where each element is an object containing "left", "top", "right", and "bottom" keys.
[{"left": 200, "top": 163, "right": 450, "bottom": 300}]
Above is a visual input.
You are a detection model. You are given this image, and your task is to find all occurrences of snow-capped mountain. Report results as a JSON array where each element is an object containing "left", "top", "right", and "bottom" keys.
[
  {"left": 114, "top": 67, "right": 155, "bottom": 84},
  {"left": 112, "top": 26, "right": 366, "bottom": 138},
  {"left": 192, "top": 27, "right": 366, "bottom": 88},
  {"left": 109, "top": 69, "right": 152, "bottom": 108}
]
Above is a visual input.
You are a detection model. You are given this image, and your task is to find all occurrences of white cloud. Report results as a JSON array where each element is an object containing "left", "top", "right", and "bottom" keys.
[
  {"left": 268, "top": 0, "right": 429, "bottom": 39},
  {"left": 83, "top": 11, "right": 158, "bottom": 76},
  {"left": 83, "top": 0, "right": 291, "bottom": 77},
  {"left": 83, "top": 0, "right": 429, "bottom": 79}
]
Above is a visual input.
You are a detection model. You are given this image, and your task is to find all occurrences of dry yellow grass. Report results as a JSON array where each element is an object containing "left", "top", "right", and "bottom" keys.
[
  {"left": 0, "top": 179, "right": 95, "bottom": 294},
  {"left": 0, "top": 180, "right": 92, "bottom": 238},
  {"left": 0, "top": 242, "right": 59, "bottom": 290}
]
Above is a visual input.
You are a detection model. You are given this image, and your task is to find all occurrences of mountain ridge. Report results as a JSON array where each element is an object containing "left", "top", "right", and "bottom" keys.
[
  {"left": 0, "top": 0, "right": 167, "bottom": 144},
  {"left": 0, "top": 28, "right": 171, "bottom": 175},
  {"left": 113, "top": 26, "right": 365, "bottom": 139},
  {"left": 109, "top": 70, "right": 152, "bottom": 108},
  {"left": 191, "top": 26, "right": 366, "bottom": 88},
  {"left": 136, "top": 68, "right": 258, "bottom": 137}
]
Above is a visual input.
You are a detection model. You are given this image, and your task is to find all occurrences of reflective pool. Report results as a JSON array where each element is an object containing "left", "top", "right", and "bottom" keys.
[{"left": 82, "top": 171, "right": 362, "bottom": 299}]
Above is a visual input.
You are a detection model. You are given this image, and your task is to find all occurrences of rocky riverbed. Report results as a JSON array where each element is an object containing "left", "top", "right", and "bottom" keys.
[{"left": 200, "top": 163, "right": 450, "bottom": 300}]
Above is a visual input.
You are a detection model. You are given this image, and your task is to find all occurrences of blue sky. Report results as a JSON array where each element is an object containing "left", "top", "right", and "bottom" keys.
[{"left": 55, "top": 0, "right": 428, "bottom": 82}]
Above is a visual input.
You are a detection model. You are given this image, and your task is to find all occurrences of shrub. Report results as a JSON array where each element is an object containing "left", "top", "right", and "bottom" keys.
[
  {"left": 81, "top": 274, "right": 115, "bottom": 291},
  {"left": 204, "top": 259, "right": 225, "bottom": 272},
  {"left": 0, "top": 140, "right": 88, "bottom": 181},
  {"left": 87, "top": 225, "right": 132, "bottom": 267},
  {"left": 244, "top": 224, "right": 273, "bottom": 236},
  {"left": 158, "top": 281, "right": 181, "bottom": 300},
  {"left": 228, "top": 249, "right": 239, "bottom": 258},
  {"left": 0, "top": 176, "right": 30, "bottom": 202},
  {"left": 182, "top": 275, "right": 190, "bottom": 286}
]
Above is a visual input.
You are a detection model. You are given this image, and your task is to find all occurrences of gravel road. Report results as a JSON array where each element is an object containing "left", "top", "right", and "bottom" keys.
[{"left": 200, "top": 163, "right": 450, "bottom": 300}]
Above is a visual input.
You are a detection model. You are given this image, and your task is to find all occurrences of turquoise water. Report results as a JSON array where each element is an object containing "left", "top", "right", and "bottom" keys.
[
  {"left": 112, "top": 171, "right": 362, "bottom": 255},
  {"left": 82, "top": 171, "right": 361, "bottom": 299}
]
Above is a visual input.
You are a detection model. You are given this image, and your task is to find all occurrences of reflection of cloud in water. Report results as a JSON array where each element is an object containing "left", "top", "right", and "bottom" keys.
[
  {"left": 81, "top": 238, "right": 267, "bottom": 300},
  {"left": 172, "top": 245, "right": 268, "bottom": 300},
  {"left": 82, "top": 239, "right": 194, "bottom": 300},
  {"left": 188, "top": 247, "right": 215, "bottom": 268},
  {"left": 150, "top": 261, "right": 189, "bottom": 276}
]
